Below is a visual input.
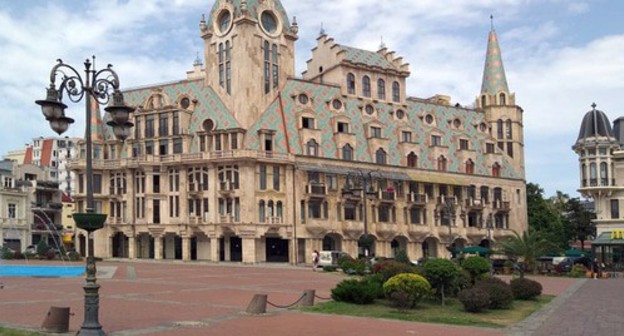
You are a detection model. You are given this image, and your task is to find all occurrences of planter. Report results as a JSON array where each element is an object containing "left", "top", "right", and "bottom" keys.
[{"left": 72, "top": 213, "right": 107, "bottom": 233}]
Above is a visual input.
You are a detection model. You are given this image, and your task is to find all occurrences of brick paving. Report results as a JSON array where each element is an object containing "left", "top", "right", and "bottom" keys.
[{"left": 0, "top": 260, "right": 586, "bottom": 336}]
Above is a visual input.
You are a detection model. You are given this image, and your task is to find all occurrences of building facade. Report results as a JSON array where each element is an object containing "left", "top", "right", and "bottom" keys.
[
  {"left": 23, "top": 136, "right": 79, "bottom": 196},
  {"left": 70, "top": 0, "right": 527, "bottom": 263},
  {"left": 0, "top": 160, "right": 30, "bottom": 252},
  {"left": 573, "top": 105, "right": 624, "bottom": 267}
]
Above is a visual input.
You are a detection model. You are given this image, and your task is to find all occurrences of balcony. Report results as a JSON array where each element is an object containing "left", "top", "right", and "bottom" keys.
[
  {"left": 341, "top": 220, "right": 364, "bottom": 238},
  {"left": 437, "top": 196, "right": 457, "bottom": 205},
  {"left": 219, "top": 214, "right": 236, "bottom": 224},
  {"left": 407, "top": 193, "right": 427, "bottom": 205},
  {"left": 493, "top": 200, "right": 511, "bottom": 211},
  {"left": 379, "top": 190, "right": 396, "bottom": 202},
  {"left": 307, "top": 183, "right": 327, "bottom": 198},
  {"left": 265, "top": 216, "right": 284, "bottom": 225},
  {"left": 464, "top": 198, "right": 484, "bottom": 209}
]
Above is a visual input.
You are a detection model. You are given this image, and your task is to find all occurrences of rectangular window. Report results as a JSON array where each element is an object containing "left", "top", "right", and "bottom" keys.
[
  {"left": 498, "top": 142, "right": 504, "bottom": 150},
  {"left": 259, "top": 165, "right": 267, "bottom": 190},
  {"left": 153, "top": 200, "right": 160, "bottom": 224},
  {"left": 200, "top": 135, "right": 206, "bottom": 152},
  {"left": 611, "top": 199, "right": 620, "bottom": 219},
  {"left": 459, "top": 139, "right": 469, "bottom": 150},
  {"left": 8, "top": 203, "right": 16, "bottom": 219},
  {"left": 326, "top": 174, "right": 337, "bottom": 190},
  {"left": 231, "top": 134, "right": 238, "bottom": 150},
  {"left": 486, "top": 143, "right": 495, "bottom": 154},
  {"left": 337, "top": 122, "right": 349, "bottom": 133},
  {"left": 401, "top": 131, "right": 412, "bottom": 143},
  {"left": 273, "top": 166, "right": 280, "bottom": 191},
  {"left": 135, "top": 118, "right": 142, "bottom": 139},
  {"left": 431, "top": 135, "right": 442, "bottom": 146},
  {"left": 145, "top": 140, "right": 154, "bottom": 155},
  {"left": 159, "top": 113, "right": 169, "bottom": 137},
  {"left": 173, "top": 138, "right": 183, "bottom": 154},
  {"left": 215, "top": 134, "right": 222, "bottom": 151},
  {"left": 507, "top": 142, "right": 514, "bottom": 157},
  {"left": 159, "top": 140, "right": 168, "bottom": 156},
  {"left": 172, "top": 112, "right": 180, "bottom": 135},
  {"left": 370, "top": 127, "right": 382, "bottom": 138},
  {"left": 308, "top": 201, "right": 322, "bottom": 219},
  {"left": 302, "top": 117, "right": 315, "bottom": 129},
  {"left": 344, "top": 203, "right": 356, "bottom": 221},
  {"left": 153, "top": 174, "right": 160, "bottom": 193},
  {"left": 265, "top": 134, "right": 273, "bottom": 152},
  {"left": 93, "top": 174, "right": 102, "bottom": 194},
  {"left": 145, "top": 115, "right": 154, "bottom": 138},
  {"left": 410, "top": 207, "right": 420, "bottom": 224}
]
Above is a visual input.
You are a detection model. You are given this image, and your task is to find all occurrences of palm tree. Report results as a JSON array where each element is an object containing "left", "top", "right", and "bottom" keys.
[{"left": 496, "top": 230, "right": 557, "bottom": 277}]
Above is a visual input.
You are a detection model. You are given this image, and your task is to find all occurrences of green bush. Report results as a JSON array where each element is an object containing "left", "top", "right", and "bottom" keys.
[
  {"left": 340, "top": 258, "right": 367, "bottom": 275},
  {"left": 570, "top": 264, "right": 586, "bottom": 278},
  {"left": 510, "top": 278, "right": 542, "bottom": 300},
  {"left": 331, "top": 278, "right": 377, "bottom": 304},
  {"left": 475, "top": 277, "right": 514, "bottom": 309},
  {"left": 462, "top": 256, "right": 491, "bottom": 283},
  {"left": 383, "top": 273, "right": 431, "bottom": 309},
  {"left": 67, "top": 251, "right": 82, "bottom": 261},
  {"left": 361, "top": 274, "right": 385, "bottom": 299},
  {"left": 36, "top": 241, "right": 49, "bottom": 258},
  {"left": 394, "top": 249, "right": 411, "bottom": 264},
  {"left": 458, "top": 287, "right": 490, "bottom": 313},
  {"left": 1, "top": 247, "right": 15, "bottom": 260},
  {"left": 450, "top": 269, "right": 473, "bottom": 297},
  {"left": 372, "top": 260, "right": 417, "bottom": 282},
  {"left": 423, "top": 258, "right": 460, "bottom": 304}
]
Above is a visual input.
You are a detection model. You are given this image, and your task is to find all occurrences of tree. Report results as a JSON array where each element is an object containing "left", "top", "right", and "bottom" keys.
[
  {"left": 461, "top": 256, "right": 491, "bottom": 284},
  {"left": 526, "top": 183, "right": 567, "bottom": 248},
  {"left": 496, "top": 230, "right": 557, "bottom": 276},
  {"left": 423, "top": 258, "right": 460, "bottom": 306},
  {"left": 564, "top": 198, "right": 596, "bottom": 251}
]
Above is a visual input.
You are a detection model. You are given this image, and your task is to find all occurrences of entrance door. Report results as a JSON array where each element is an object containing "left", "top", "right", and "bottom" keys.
[
  {"left": 191, "top": 237, "right": 197, "bottom": 260},
  {"left": 266, "top": 238, "right": 289, "bottom": 263},
  {"left": 230, "top": 236, "right": 242, "bottom": 262}
]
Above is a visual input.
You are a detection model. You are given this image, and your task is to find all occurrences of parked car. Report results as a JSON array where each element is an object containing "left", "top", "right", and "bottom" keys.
[
  {"left": 23, "top": 245, "right": 37, "bottom": 254},
  {"left": 555, "top": 257, "right": 577, "bottom": 273},
  {"left": 318, "top": 251, "right": 350, "bottom": 268}
]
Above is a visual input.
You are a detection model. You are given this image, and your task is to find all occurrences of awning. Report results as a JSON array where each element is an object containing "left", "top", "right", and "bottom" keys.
[
  {"left": 296, "top": 163, "right": 410, "bottom": 181},
  {"left": 591, "top": 232, "right": 624, "bottom": 245}
]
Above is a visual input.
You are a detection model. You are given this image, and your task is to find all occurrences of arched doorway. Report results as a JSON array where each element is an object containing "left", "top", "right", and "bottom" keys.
[
  {"left": 111, "top": 232, "right": 128, "bottom": 258},
  {"left": 391, "top": 236, "right": 409, "bottom": 258},
  {"left": 358, "top": 235, "right": 376, "bottom": 258},
  {"left": 479, "top": 239, "right": 491, "bottom": 249},
  {"left": 322, "top": 233, "right": 343, "bottom": 251},
  {"left": 422, "top": 237, "right": 438, "bottom": 259}
]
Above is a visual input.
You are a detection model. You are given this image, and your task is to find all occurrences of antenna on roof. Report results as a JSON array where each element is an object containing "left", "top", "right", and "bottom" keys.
[
  {"left": 379, "top": 36, "right": 386, "bottom": 50},
  {"left": 193, "top": 52, "right": 203, "bottom": 66},
  {"left": 490, "top": 15, "right": 495, "bottom": 30},
  {"left": 320, "top": 22, "right": 325, "bottom": 36}
]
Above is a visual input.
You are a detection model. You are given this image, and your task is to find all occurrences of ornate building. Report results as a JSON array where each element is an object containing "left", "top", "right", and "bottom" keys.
[
  {"left": 70, "top": 0, "right": 527, "bottom": 264},
  {"left": 573, "top": 104, "right": 624, "bottom": 266}
]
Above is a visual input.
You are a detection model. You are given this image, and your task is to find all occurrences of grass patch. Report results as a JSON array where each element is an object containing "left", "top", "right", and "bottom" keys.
[
  {"left": 0, "top": 327, "right": 41, "bottom": 336},
  {"left": 303, "top": 295, "right": 553, "bottom": 328}
]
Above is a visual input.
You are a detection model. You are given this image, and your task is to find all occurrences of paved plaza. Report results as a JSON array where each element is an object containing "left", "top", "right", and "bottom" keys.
[{"left": 0, "top": 261, "right": 620, "bottom": 335}]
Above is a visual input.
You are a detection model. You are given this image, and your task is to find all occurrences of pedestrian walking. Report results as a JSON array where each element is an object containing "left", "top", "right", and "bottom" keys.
[{"left": 312, "top": 250, "right": 320, "bottom": 271}]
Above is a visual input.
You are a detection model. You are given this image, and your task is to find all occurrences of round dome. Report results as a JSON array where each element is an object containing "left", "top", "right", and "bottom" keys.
[{"left": 577, "top": 104, "right": 614, "bottom": 141}]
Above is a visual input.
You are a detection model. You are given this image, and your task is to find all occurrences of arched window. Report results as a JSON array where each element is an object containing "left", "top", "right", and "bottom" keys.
[
  {"left": 492, "top": 163, "right": 501, "bottom": 177},
  {"left": 362, "top": 76, "right": 371, "bottom": 97},
  {"left": 392, "top": 81, "right": 400, "bottom": 102},
  {"left": 466, "top": 159, "right": 475, "bottom": 174},
  {"left": 218, "top": 43, "right": 225, "bottom": 88},
  {"left": 225, "top": 41, "right": 232, "bottom": 94},
  {"left": 347, "top": 73, "right": 356, "bottom": 95},
  {"left": 267, "top": 200, "right": 274, "bottom": 217},
  {"left": 375, "top": 148, "right": 387, "bottom": 165},
  {"left": 590, "top": 162, "right": 597, "bottom": 186},
  {"left": 407, "top": 152, "right": 417, "bottom": 168},
  {"left": 506, "top": 119, "right": 512, "bottom": 139},
  {"left": 601, "top": 162, "right": 609, "bottom": 186},
  {"left": 481, "top": 95, "right": 487, "bottom": 108},
  {"left": 377, "top": 79, "right": 386, "bottom": 100},
  {"left": 342, "top": 144, "right": 353, "bottom": 161},
  {"left": 437, "top": 156, "right": 447, "bottom": 171},
  {"left": 272, "top": 44, "right": 279, "bottom": 89},
  {"left": 499, "top": 93, "right": 506, "bottom": 105},
  {"left": 276, "top": 201, "right": 283, "bottom": 218},
  {"left": 497, "top": 119, "right": 504, "bottom": 139},
  {"left": 581, "top": 163, "right": 587, "bottom": 183},
  {"left": 259, "top": 200, "right": 266, "bottom": 223},
  {"left": 264, "top": 41, "right": 271, "bottom": 94},
  {"left": 306, "top": 139, "right": 319, "bottom": 156}
]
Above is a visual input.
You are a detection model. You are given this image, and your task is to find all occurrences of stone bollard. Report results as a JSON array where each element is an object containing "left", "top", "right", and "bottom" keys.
[
  {"left": 299, "top": 289, "right": 315, "bottom": 307},
  {"left": 41, "top": 306, "right": 71, "bottom": 333},
  {"left": 246, "top": 294, "right": 268, "bottom": 314}
]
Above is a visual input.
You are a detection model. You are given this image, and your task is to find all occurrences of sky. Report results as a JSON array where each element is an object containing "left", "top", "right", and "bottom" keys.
[{"left": 1, "top": 0, "right": 623, "bottom": 199}]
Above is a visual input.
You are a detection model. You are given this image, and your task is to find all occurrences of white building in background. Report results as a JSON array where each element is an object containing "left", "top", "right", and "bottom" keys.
[{"left": 22, "top": 136, "right": 80, "bottom": 196}]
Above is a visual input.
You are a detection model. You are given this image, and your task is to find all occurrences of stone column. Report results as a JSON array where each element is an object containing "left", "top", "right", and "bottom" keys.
[
  {"left": 128, "top": 234, "right": 137, "bottom": 259},
  {"left": 154, "top": 235, "right": 163, "bottom": 260},
  {"left": 182, "top": 235, "right": 191, "bottom": 261},
  {"left": 210, "top": 236, "right": 219, "bottom": 262},
  {"left": 242, "top": 237, "right": 257, "bottom": 264}
]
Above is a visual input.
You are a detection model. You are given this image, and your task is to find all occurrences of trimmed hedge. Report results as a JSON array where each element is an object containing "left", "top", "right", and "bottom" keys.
[
  {"left": 510, "top": 278, "right": 542, "bottom": 300},
  {"left": 462, "top": 256, "right": 491, "bottom": 283},
  {"left": 383, "top": 273, "right": 431, "bottom": 309},
  {"left": 475, "top": 277, "right": 514, "bottom": 309},
  {"left": 458, "top": 287, "right": 490, "bottom": 313},
  {"left": 331, "top": 278, "right": 378, "bottom": 304}
]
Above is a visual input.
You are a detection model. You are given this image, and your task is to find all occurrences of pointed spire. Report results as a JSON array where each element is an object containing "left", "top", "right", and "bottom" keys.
[
  {"left": 89, "top": 99, "right": 105, "bottom": 142},
  {"left": 194, "top": 52, "right": 203, "bottom": 67},
  {"left": 319, "top": 22, "right": 326, "bottom": 36},
  {"left": 379, "top": 36, "right": 386, "bottom": 50},
  {"left": 480, "top": 16, "right": 509, "bottom": 96}
]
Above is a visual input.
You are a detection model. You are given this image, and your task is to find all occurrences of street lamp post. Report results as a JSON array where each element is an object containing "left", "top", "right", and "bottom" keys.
[
  {"left": 36, "top": 57, "right": 134, "bottom": 336},
  {"left": 342, "top": 170, "right": 377, "bottom": 257}
]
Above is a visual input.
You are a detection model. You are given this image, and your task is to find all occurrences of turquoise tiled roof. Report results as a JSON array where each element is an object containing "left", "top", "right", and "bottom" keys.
[
  {"left": 339, "top": 45, "right": 395, "bottom": 70},
  {"left": 207, "top": 0, "right": 291, "bottom": 34}
]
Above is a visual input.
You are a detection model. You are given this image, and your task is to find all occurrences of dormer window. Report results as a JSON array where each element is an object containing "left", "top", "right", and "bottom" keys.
[
  {"left": 466, "top": 159, "right": 475, "bottom": 174},
  {"left": 306, "top": 139, "right": 319, "bottom": 156},
  {"left": 401, "top": 131, "right": 412, "bottom": 143},
  {"left": 375, "top": 148, "right": 387, "bottom": 164},
  {"left": 492, "top": 163, "right": 501, "bottom": 177},
  {"left": 499, "top": 93, "right": 506, "bottom": 105},
  {"left": 342, "top": 144, "right": 353, "bottom": 161},
  {"left": 370, "top": 126, "right": 382, "bottom": 138},
  {"left": 407, "top": 152, "right": 418, "bottom": 168},
  {"left": 302, "top": 117, "right": 315, "bottom": 129},
  {"left": 337, "top": 122, "right": 349, "bottom": 133},
  {"left": 437, "top": 156, "right": 447, "bottom": 171},
  {"left": 431, "top": 135, "right": 442, "bottom": 146}
]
